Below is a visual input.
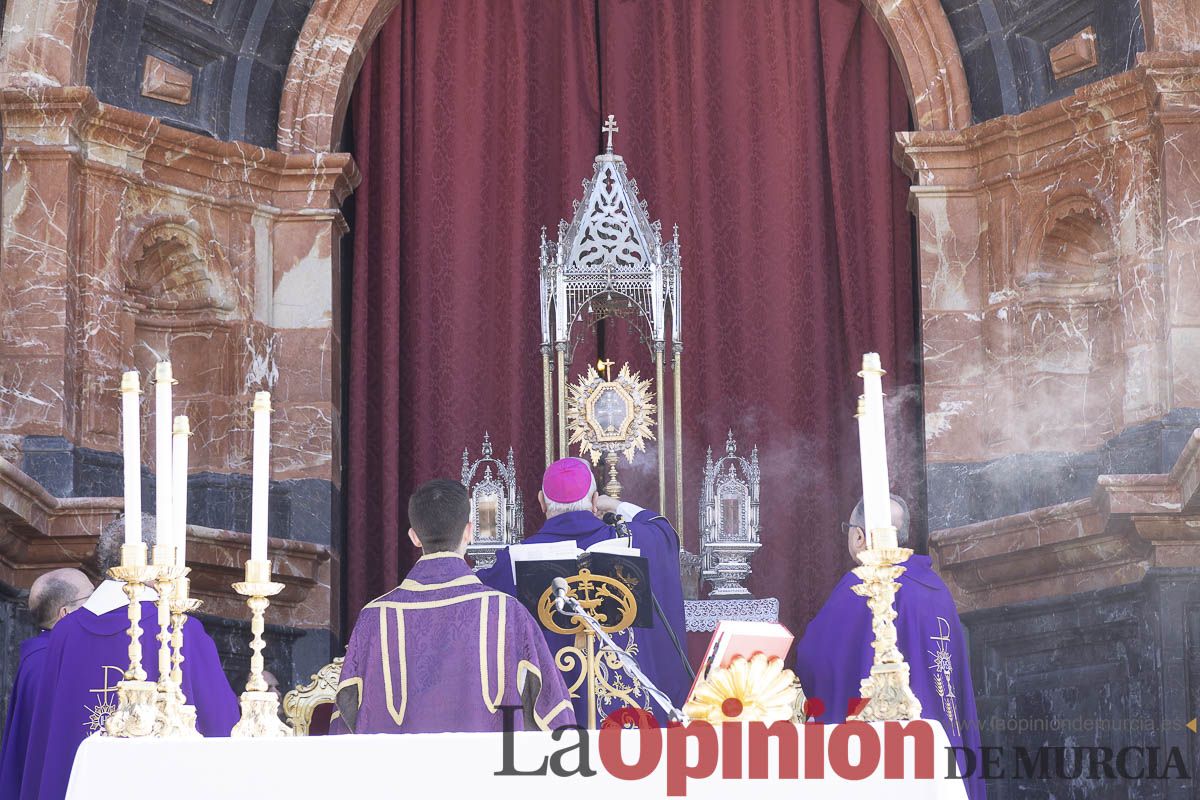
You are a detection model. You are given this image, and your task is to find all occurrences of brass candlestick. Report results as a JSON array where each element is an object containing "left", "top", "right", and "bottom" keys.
[
  {"left": 847, "top": 540, "right": 923, "bottom": 722},
  {"left": 105, "top": 543, "right": 162, "bottom": 738},
  {"left": 231, "top": 559, "right": 290, "bottom": 737},
  {"left": 150, "top": 546, "right": 192, "bottom": 737},
  {"left": 165, "top": 573, "right": 202, "bottom": 738}
]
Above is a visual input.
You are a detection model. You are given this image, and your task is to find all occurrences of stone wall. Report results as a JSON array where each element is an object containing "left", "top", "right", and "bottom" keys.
[{"left": 913, "top": 7, "right": 1200, "bottom": 795}]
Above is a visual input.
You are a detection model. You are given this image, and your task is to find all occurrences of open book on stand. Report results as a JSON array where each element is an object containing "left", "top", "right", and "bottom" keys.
[{"left": 510, "top": 537, "right": 653, "bottom": 628}]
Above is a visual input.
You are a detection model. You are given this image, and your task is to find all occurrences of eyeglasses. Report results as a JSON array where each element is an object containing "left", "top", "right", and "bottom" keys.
[{"left": 841, "top": 522, "right": 864, "bottom": 537}]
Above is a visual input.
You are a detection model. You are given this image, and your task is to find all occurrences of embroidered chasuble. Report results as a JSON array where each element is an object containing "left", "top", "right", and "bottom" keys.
[
  {"left": 794, "top": 555, "right": 985, "bottom": 800},
  {"left": 334, "top": 553, "right": 575, "bottom": 734},
  {"left": 19, "top": 582, "right": 239, "bottom": 800}
]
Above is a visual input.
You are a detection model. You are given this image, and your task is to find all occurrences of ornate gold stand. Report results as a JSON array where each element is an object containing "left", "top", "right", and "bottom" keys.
[
  {"left": 537, "top": 570, "right": 641, "bottom": 728},
  {"left": 231, "top": 559, "right": 291, "bottom": 737},
  {"left": 105, "top": 543, "right": 161, "bottom": 738},
  {"left": 603, "top": 452, "right": 622, "bottom": 499},
  {"left": 156, "top": 571, "right": 202, "bottom": 738},
  {"left": 847, "top": 542, "right": 923, "bottom": 722}
]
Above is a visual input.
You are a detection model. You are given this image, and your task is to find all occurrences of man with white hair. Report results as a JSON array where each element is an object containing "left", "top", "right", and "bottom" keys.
[
  {"left": 478, "top": 457, "right": 688, "bottom": 724},
  {"left": 794, "top": 495, "right": 985, "bottom": 800},
  {"left": 0, "top": 568, "right": 93, "bottom": 798}
]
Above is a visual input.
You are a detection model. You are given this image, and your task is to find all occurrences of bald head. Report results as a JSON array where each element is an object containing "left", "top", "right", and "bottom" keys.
[{"left": 29, "top": 568, "right": 93, "bottom": 630}]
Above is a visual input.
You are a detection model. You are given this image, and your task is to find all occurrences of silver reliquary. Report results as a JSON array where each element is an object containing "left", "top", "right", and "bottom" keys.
[
  {"left": 699, "top": 431, "right": 761, "bottom": 597},
  {"left": 461, "top": 433, "right": 524, "bottom": 569}
]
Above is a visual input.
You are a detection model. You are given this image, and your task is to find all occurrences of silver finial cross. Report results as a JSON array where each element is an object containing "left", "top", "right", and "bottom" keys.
[{"left": 603, "top": 115, "right": 618, "bottom": 153}]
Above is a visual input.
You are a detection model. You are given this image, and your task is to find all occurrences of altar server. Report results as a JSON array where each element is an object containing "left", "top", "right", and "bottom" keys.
[
  {"left": 478, "top": 457, "right": 690, "bottom": 724},
  {"left": 334, "top": 479, "right": 575, "bottom": 734},
  {"left": 794, "top": 496, "right": 985, "bottom": 800},
  {"left": 20, "top": 516, "right": 238, "bottom": 800},
  {"left": 0, "top": 568, "right": 92, "bottom": 799}
]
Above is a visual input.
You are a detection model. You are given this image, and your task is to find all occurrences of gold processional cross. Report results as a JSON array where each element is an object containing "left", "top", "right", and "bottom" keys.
[{"left": 596, "top": 358, "right": 615, "bottom": 381}]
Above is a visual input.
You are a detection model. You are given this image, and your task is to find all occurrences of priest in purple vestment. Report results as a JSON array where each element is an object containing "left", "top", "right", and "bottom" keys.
[
  {"left": 0, "top": 568, "right": 93, "bottom": 799},
  {"left": 20, "top": 515, "right": 239, "bottom": 800},
  {"left": 794, "top": 496, "right": 986, "bottom": 800},
  {"left": 477, "top": 458, "right": 690, "bottom": 725},
  {"left": 334, "top": 479, "right": 575, "bottom": 734}
]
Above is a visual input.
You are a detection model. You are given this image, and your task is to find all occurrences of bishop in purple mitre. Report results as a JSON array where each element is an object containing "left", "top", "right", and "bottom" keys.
[
  {"left": 794, "top": 497, "right": 986, "bottom": 800},
  {"left": 20, "top": 517, "right": 239, "bottom": 800},
  {"left": 1, "top": 569, "right": 93, "bottom": 799},
  {"left": 334, "top": 480, "right": 575, "bottom": 734},
  {"left": 478, "top": 458, "right": 690, "bottom": 725}
]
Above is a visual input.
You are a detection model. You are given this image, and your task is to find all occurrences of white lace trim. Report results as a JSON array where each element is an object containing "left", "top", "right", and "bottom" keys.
[{"left": 684, "top": 598, "right": 780, "bottom": 632}]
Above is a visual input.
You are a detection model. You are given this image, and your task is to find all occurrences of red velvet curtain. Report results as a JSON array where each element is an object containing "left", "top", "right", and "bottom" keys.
[{"left": 346, "top": 0, "right": 915, "bottom": 632}]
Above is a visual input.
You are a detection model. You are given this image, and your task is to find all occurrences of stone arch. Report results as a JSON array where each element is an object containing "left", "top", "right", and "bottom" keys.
[
  {"left": 276, "top": 0, "right": 973, "bottom": 155},
  {"left": 0, "top": 0, "right": 98, "bottom": 87}
]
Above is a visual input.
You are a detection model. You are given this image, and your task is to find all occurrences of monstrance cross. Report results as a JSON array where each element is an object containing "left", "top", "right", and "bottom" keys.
[
  {"left": 603, "top": 115, "right": 618, "bottom": 153},
  {"left": 596, "top": 358, "right": 616, "bottom": 381}
]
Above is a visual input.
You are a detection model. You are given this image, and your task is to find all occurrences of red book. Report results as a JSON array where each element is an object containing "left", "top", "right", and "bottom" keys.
[{"left": 687, "top": 620, "right": 795, "bottom": 703}]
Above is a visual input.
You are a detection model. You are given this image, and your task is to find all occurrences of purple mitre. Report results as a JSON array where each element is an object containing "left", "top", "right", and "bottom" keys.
[
  {"left": 794, "top": 554, "right": 986, "bottom": 800},
  {"left": 333, "top": 552, "right": 575, "bottom": 734}
]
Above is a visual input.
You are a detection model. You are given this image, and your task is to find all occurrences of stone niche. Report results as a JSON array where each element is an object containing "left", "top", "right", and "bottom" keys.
[
  {"left": 117, "top": 220, "right": 255, "bottom": 477},
  {"left": 1003, "top": 197, "right": 1123, "bottom": 452}
]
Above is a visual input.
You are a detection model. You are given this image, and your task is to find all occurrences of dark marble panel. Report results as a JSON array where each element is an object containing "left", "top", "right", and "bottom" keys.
[
  {"left": 0, "top": 584, "right": 37, "bottom": 748},
  {"left": 86, "top": 0, "right": 314, "bottom": 148},
  {"left": 928, "top": 408, "right": 1200, "bottom": 529},
  {"left": 17, "top": 436, "right": 334, "bottom": 546},
  {"left": 196, "top": 612, "right": 331, "bottom": 699},
  {"left": 940, "top": 0, "right": 1145, "bottom": 123},
  {"left": 20, "top": 436, "right": 76, "bottom": 497},
  {"left": 962, "top": 570, "right": 1197, "bottom": 799}
]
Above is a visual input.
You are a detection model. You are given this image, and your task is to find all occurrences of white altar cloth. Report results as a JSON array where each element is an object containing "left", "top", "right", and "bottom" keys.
[{"left": 66, "top": 722, "right": 968, "bottom": 800}]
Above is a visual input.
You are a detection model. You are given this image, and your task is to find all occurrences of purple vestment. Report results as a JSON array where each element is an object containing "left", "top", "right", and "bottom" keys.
[
  {"left": 794, "top": 554, "right": 986, "bottom": 800},
  {"left": 20, "top": 597, "right": 238, "bottom": 800},
  {"left": 478, "top": 508, "right": 689, "bottom": 725},
  {"left": 333, "top": 553, "right": 575, "bottom": 734},
  {"left": 0, "top": 630, "right": 50, "bottom": 799}
]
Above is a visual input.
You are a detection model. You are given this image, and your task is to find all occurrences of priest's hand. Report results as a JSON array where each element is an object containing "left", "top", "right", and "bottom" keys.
[{"left": 593, "top": 494, "right": 621, "bottom": 518}]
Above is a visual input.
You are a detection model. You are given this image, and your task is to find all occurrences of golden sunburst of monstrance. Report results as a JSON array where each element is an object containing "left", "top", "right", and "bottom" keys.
[{"left": 566, "top": 362, "right": 656, "bottom": 498}]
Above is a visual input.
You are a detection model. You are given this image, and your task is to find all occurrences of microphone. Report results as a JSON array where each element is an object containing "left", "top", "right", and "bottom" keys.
[
  {"left": 551, "top": 576, "right": 571, "bottom": 613},
  {"left": 602, "top": 511, "right": 631, "bottom": 537}
]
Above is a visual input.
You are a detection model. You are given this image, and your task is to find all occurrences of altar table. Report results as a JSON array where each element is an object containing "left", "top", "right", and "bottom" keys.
[{"left": 66, "top": 722, "right": 969, "bottom": 799}]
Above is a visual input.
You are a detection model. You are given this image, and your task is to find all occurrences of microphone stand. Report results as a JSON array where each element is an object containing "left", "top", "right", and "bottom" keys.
[
  {"left": 604, "top": 512, "right": 696, "bottom": 681},
  {"left": 553, "top": 587, "right": 686, "bottom": 723}
]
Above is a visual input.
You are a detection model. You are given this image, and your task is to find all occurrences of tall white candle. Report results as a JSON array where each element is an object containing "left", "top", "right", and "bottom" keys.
[
  {"left": 172, "top": 416, "right": 190, "bottom": 567},
  {"left": 859, "top": 353, "right": 896, "bottom": 549},
  {"left": 155, "top": 362, "right": 174, "bottom": 557},
  {"left": 250, "top": 391, "right": 271, "bottom": 562},
  {"left": 120, "top": 371, "right": 142, "bottom": 545},
  {"left": 855, "top": 395, "right": 876, "bottom": 550}
]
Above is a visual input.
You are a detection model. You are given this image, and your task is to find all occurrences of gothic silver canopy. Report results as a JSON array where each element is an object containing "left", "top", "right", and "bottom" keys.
[
  {"left": 538, "top": 115, "right": 682, "bottom": 353},
  {"left": 538, "top": 116, "right": 685, "bottom": 531}
]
